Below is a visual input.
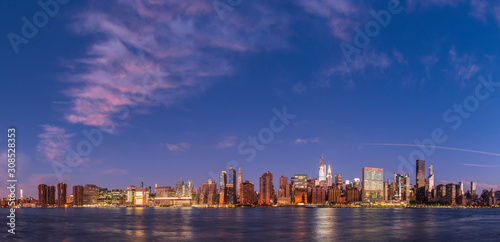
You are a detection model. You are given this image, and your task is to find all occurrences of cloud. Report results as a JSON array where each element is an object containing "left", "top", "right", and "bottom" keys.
[
  {"left": 297, "top": 0, "right": 364, "bottom": 41},
  {"left": 216, "top": 136, "right": 237, "bottom": 149},
  {"left": 448, "top": 47, "right": 481, "bottom": 88},
  {"left": 166, "top": 142, "right": 191, "bottom": 152},
  {"left": 36, "top": 125, "right": 74, "bottom": 163},
  {"left": 62, "top": 0, "right": 291, "bottom": 128},
  {"left": 294, "top": 137, "right": 320, "bottom": 145}
]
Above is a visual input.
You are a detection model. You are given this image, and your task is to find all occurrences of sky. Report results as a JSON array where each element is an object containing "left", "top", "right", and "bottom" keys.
[{"left": 1, "top": 0, "right": 500, "bottom": 198}]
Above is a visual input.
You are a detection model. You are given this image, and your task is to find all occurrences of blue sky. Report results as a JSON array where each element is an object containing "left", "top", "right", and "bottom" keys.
[{"left": 1, "top": 0, "right": 500, "bottom": 198}]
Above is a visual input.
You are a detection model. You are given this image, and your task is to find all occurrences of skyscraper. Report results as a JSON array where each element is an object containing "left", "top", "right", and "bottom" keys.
[
  {"left": 362, "top": 167, "right": 384, "bottom": 202},
  {"left": 47, "top": 185, "right": 56, "bottom": 205},
  {"left": 318, "top": 155, "right": 326, "bottom": 181},
  {"left": 326, "top": 163, "right": 333, "bottom": 186},
  {"left": 259, "top": 171, "right": 273, "bottom": 205},
  {"left": 471, "top": 181, "right": 477, "bottom": 195},
  {"left": 73, "top": 185, "right": 84, "bottom": 206},
  {"left": 228, "top": 167, "right": 237, "bottom": 204},
  {"left": 458, "top": 181, "right": 464, "bottom": 196},
  {"left": 219, "top": 171, "right": 227, "bottom": 205},
  {"left": 38, "top": 184, "right": 47, "bottom": 207},
  {"left": 427, "top": 165, "right": 435, "bottom": 192},
  {"left": 335, "top": 173, "right": 342, "bottom": 187},
  {"left": 240, "top": 180, "right": 254, "bottom": 205},
  {"left": 416, "top": 159, "right": 426, "bottom": 202},
  {"left": 57, "top": 183, "right": 67, "bottom": 207},
  {"left": 237, "top": 165, "right": 243, "bottom": 200}
]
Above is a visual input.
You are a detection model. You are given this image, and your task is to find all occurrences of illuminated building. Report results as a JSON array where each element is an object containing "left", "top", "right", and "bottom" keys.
[
  {"left": 38, "top": 184, "right": 48, "bottom": 207},
  {"left": 445, "top": 183, "right": 456, "bottom": 205},
  {"left": 427, "top": 165, "right": 435, "bottom": 192},
  {"left": 436, "top": 184, "right": 446, "bottom": 203},
  {"left": 111, "top": 189, "right": 124, "bottom": 205},
  {"left": 200, "top": 179, "right": 218, "bottom": 205},
  {"left": 294, "top": 189, "right": 308, "bottom": 204},
  {"left": 353, "top": 178, "right": 360, "bottom": 189},
  {"left": 57, "top": 183, "right": 67, "bottom": 207},
  {"left": 346, "top": 187, "right": 361, "bottom": 202},
  {"left": 471, "top": 181, "right": 477, "bottom": 195},
  {"left": 362, "top": 167, "right": 384, "bottom": 202},
  {"left": 259, "top": 171, "right": 273, "bottom": 205},
  {"left": 240, "top": 180, "right": 255, "bottom": 205},
  {"left": 125, "top": 186, "right": 136, "bottom": 205},
  {"left": 237, "top": 165, "right": 243, "bottom": 201},
  {"left": 72, "top": 185, "right": 84, "bottom": 206},
  {"left": 335, "top": 174, "right": 342, "bottom": 189},
  {"left": 228, "top": 167, "right": 237, "bottom": 204},
  {"left": 135, "top": 188, "right": 149, "bottom": 206},
  {"left": 47, "top": 185, "right": 56, "bottom": 205},
  {"left": 311, "top": 185, "right": 326, "bottom": 204},
  {"left": 83, "top": 184, "right": 99, "bottom": 205},
  {"left": 66, "top": 195, "right": 73, "bottom": 204},
  {"left": 458, "top": 182, "right": 464, "bottom": 196},
  {"left": 318, "top": 155, "right": 326, "bottom": 181},
  {"left": 278, "top": 176, "right": 288, "bottom": 198},
  {"left": 219, "top": 171, "right": 227, "bottom": 205},
  {"left": 294, "top": 174, "right": 307, "bottom": 189},
  {"left": 175, "top": 180, "right": 193, "bottom": 198},
  {"left": 328, "top": 187, "right": 342, "bottom": 203},
  {"left": 98, "top": 188, "right": 112, "bottom": 204},
  {"left": 326, "top": 164, "right": 333, "bottom": 186},
  {"left": 416, "top": 159, "right": 426, "bottom": 202}
]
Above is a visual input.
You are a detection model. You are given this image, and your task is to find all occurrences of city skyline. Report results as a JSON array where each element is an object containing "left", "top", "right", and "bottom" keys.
[{"left": 2, "top": 1, "right": 500, "bottom": 199}]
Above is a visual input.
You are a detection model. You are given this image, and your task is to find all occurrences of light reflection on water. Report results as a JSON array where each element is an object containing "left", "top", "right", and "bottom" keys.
[{"left": 2, "top": 207, "right": 499, "bottom": 241}]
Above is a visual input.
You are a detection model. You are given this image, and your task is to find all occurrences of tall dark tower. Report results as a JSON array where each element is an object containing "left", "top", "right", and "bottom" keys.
[
  {"left": 57, "top": 183, "right": 67, "bottom": 207},
  {"left": 416, "top": 159, "right": 426, "bottom": 202}
]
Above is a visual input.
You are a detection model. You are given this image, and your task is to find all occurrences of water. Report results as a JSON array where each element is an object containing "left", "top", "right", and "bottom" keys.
[{"left": 1, "top": 207, "right": 500, "bottom": 241}]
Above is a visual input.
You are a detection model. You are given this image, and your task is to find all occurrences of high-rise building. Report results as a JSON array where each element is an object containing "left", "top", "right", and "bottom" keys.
[
  {"left": 362, "top": 167, "right": 384, "bottom": 202},
  {"left": 353, "top": 178, "right": 361, "bottom": 188},
  {"left": 175, "top": 180, "right": 193, "bottom": 198},
  {"left": 326, "top": 164, "right": 333, "bottom": 186},
  {"left": 278, "top": 176, "right": 289, "bottom": 198},
  {"left": 458, "top": 181, "right": 464, "bottom": 196},
  {"left": 200, "top": 179, "right": 218, "bottom": 206},
  {"left": 228, "top": 167, "right": 237, "bottom": 204},
  {"left": 427, "top": 165, "right": 435, "bottom": 191},
  {"left": 219, "top": 171, "right": 227, "bottom": 205},
  {"left": 416, "top": 159, "right": 426, "bottom": 202},
  {"left": 240, "top": 180, "right": 254, "bottom": 205},
  {"left": 111, "top": 189, "right": 125, "bottom": 205},
  {"left": 83, "top": 184, "right": 99, "bottom": 205},
  {"left": 293, "top": 174, "right": 307, "bottom": 189},
  {"left": 47, "top": 185, "right": 56, "bottom": 205},
  {"left": 98, "top": 188, "right": 112, "bottom": 204},
  {"left": 72, "top": 185, "right": 84, "bottom": 206},
  {"left": 259, "top": 171, "right": 273, "bottom": 205},
  {"left": 446, "top": 183, "right": 456, "bottom": 205},
  {"left": 335, "top": 173, "right": 342, "bottom": 187},
  {"left": 57, "top": 183, "right": 67, "bottom": 207},
  {"left": 471, "top": 181, "right": 477, "bottom": 195},
  {"left": 318, "top": 155, "right": 326, "bottom": 181},
  {"left": 237, "top": 165, "right": 243, "bottom": 201},
  {"left": 38, "top": 184, "right": 48, "bottom": 207}
]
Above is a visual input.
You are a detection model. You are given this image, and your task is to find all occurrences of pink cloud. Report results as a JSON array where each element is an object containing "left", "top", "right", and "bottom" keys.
[
  {"left": 216, "top": 136, "right": 237, "bottom": 149},
  {"left": 166, "top": 142, "right": 191, "bottom": 152},
  {"left": 62, "top": 1, "right": 291, "bottom": 128}
]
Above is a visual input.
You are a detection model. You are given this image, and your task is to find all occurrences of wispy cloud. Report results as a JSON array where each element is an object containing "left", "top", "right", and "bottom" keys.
[
  {"left": 364, "top": 143, "right": 500, "bottom": 157},
  {"left": 448, "top": 47, "right": 481, "bottom": 88},
  {"left": 216, "top": 136, "right": 237, "bottom": 149},
  {"left": 294, "top": 137, "right": 320, "bottom": 145},
  {"left": 62, "top": 0, "right": 291, "bottom": 128},
  {"left": 166, "top": 142, "right": 191, "bottom": 152},
  {"left": 36, "top": 125, "right": 73, "bottom": 163}
]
